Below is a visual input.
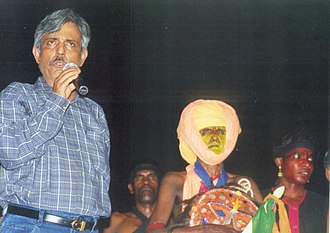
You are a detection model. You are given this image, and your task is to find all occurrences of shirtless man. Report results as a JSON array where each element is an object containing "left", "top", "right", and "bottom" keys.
[
  {"left": 146, "top": 99, "right": 263, "bottom": 233},
  {"left": 104, "top": 163, "right": 160, "bottom": 233}
]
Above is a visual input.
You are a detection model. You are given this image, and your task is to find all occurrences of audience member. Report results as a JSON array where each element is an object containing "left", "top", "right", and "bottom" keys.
[{"left": 104, "top": 163, "right": 160, "bottom": 233}]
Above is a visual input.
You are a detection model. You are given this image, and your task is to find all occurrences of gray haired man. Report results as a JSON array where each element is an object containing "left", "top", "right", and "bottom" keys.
[{"left": 0, "top": 9, "right": 111, "bottom": 232}]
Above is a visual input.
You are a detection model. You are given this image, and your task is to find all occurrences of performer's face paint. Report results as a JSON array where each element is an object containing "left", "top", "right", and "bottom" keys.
[
  {"left": 282, "top": 148, "right": 314, "bottom": 185},
  {"left": 200, "top": 126, "right": 226, "bottom": 154}
]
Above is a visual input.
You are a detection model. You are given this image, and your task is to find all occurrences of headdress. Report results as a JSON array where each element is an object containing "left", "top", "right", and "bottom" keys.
[
  {"left": 273, "top": 131, "right": 316, "bottom": 158},
  {"left": 177, "top": 99, "right": 241, "bottom": 166}
]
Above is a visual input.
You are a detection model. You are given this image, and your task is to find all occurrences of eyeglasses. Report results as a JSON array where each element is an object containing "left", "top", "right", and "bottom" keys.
[{"left": 285, "top": 151, "right": 313, "bottom": 162}]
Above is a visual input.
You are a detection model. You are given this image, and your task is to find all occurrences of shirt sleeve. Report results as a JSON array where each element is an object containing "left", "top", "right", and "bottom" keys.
[{"left": 0, "top": 82, "right": 70, "bottom": 169}]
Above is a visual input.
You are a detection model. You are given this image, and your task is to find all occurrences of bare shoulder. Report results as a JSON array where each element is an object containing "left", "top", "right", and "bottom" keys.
[
  {"left": 104, "top": 211, "right": 140, "bottom": 233},
  {"left": 103, "top": 212, "right": 125, "bottom": 233},
  {"left": 109, "top": 212, "right": 127, "bottom": 223}
]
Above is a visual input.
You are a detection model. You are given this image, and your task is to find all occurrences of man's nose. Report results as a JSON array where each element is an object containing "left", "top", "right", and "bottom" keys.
[
  {"left": 210, "top": 134, "right": 220, "bottom": 142},
  {"left": 301, "top": 159, "right": 312, "bottom": 169},
  {"left": 56, "top": 42, "right": 65, "bottom": 55},
  {"left": 143, "top": 177, "right": 150, "bottom": 184}
]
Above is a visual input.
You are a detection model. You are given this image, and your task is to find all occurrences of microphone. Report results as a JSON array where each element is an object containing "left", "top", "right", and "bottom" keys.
[{"left": 63, "top": 62, "right": 89, "bottom": 96}]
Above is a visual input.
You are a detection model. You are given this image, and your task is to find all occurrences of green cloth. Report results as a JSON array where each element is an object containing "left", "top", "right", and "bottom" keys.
[{"left": 252, "top": 198, "right": 276, "bottom": 233}]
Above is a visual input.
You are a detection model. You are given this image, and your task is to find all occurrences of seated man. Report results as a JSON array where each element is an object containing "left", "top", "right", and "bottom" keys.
[
  {"left": 104, "top": 163, "right": 161, "bottom": 233},
  {"left": 147, "top": 99, "right": 263, "bottom": 233}
]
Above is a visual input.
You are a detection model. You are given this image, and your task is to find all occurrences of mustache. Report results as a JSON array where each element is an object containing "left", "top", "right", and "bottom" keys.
[{"left": 48, "top": 57, "right": 68, "bottom": 66}]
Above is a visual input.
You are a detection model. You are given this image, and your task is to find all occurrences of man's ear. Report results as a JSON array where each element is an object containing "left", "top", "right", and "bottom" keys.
[
  {"left": 32, "top": 46, "right": 40, "bottom": 64},
  {"left": 128, "top": 183, "right": 134, "bottom": 195},
  {"left": 78, "top": 49, "right": 88, "bottom": 67},
  {"left": 275, "top": 157, "right": 283, "bottom": 167}
]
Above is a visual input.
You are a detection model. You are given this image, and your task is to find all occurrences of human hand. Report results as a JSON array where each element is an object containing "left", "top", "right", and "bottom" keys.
[{"left": 52, "top": 63, "right": 80, "bottom": 99}]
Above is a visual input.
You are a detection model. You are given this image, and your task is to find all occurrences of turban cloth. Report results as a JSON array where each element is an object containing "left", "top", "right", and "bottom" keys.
[{"left": 177, "top": 99, "right": 241, "bottom": 166}]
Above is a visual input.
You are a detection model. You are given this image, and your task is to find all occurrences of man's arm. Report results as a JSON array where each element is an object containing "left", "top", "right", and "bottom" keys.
[
  {"left": 229, "top": 174, "right": 263, "bottom": 204},
  {"left": 236, "top": 176, "right": 263, "bottom": 203},
  {"left": 171, "top": 225, "right": 239, "bottom": 233},
  {"left": 248, "top": 177, "right": 263, "bottom": 203},
  {"left": 103, "top": 212, "right": 125, "bottom": 233},
  {"left": 0, "top": 83, "right": 69, "bottom": 169},
  {"left": 147, "top": 171, "right": 185, "bottom": 233}
]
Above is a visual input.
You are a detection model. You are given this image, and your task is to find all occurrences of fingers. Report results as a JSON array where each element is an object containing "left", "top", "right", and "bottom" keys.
[{"left": 53, "top": 66, "right": 81, "bottom": 99}]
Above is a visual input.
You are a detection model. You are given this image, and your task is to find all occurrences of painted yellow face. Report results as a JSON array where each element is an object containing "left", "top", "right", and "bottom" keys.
[{"left": 199, "top": 126, "right": 226, "bottom": 154}]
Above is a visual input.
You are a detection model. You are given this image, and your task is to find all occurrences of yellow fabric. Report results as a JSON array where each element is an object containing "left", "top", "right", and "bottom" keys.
[
  {"left": 263, "top": 193, "right": 291, "bottom": 233},
  {"left": 182, "top": 164, "right": 203, "bottom": 201},
  {"left": 192, "top": 102, "right": 227, "bottom": 130},
  {"left": 177, "top": 99, "right": 241, "bottom": 166}
]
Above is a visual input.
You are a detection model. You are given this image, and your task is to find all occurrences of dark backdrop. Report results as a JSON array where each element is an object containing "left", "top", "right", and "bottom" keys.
[{"left": 0, "top": 0, "right": 328, "bottom": 212}]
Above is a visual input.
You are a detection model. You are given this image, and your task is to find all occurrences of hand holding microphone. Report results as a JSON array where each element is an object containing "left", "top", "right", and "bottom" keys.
[{"left": 63, "top": 63, "right": 89, "bottom": 96}]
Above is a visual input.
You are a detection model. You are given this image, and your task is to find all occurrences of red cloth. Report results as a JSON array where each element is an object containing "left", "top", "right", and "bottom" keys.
[{"left": 282, "top": 190, "right": 306, "bottom": 233}]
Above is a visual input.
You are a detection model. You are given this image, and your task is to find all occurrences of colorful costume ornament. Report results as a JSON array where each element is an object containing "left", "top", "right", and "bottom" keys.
[
  {"left": 243, "top": 186, "right": 291, "bottom": 233},
  {"left": 169, "top": 184, "right": 259, "bottom": 232}
]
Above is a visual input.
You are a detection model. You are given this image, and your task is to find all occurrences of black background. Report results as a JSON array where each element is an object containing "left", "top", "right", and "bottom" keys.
[{"left": 0, "top": 0, "right": 328, "bottom": 212}]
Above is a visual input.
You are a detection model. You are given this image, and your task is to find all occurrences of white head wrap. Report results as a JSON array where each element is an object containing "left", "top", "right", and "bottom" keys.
[{"left": 177, "top": 99, "right": 241, "bottom": 166}]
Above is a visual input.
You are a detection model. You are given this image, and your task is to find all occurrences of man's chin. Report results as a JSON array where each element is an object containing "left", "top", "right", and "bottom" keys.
[
  {"left": 139, "top": 190, "right": 156, "bottom": 199},
  {"left": 208, "top": 146, "right": 224, "bottom": 154},
  {"left": 139, "top": 195, "right": 156, "bottom": 204}
]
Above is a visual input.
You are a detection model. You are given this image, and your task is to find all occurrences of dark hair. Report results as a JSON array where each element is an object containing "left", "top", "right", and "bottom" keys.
[
  {"left": 34, "top": 8, "right": 91, "bottom": 52},
  {"left": 130, "top": 163, "right": 161, "bottom": 184},
  {"left": 273, "top": 130, "right": 317, "bottom": 158}
]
